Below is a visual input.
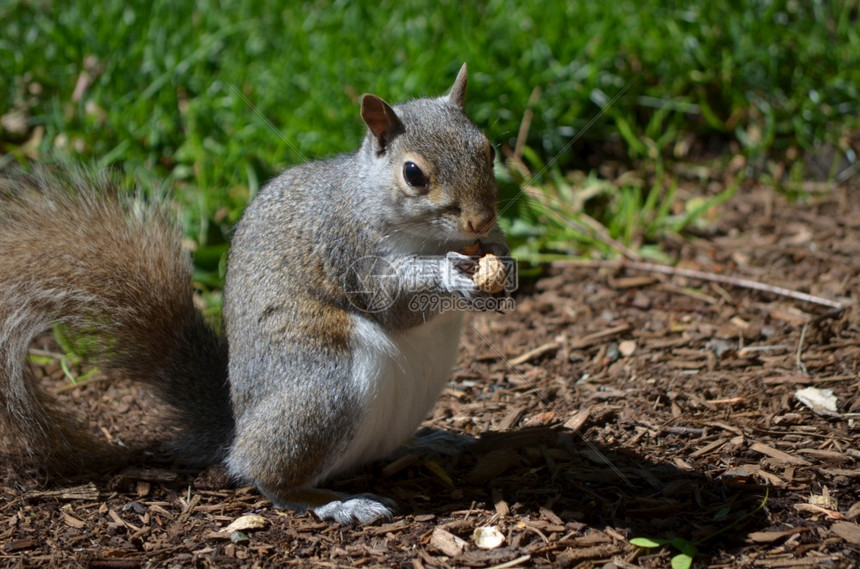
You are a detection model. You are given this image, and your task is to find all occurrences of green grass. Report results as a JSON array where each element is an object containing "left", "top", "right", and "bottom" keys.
[{"left": 2, "top": 0, "right": 858, "bottom": 277}]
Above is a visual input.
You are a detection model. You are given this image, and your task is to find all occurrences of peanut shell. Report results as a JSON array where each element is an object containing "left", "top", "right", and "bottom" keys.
[{"left": 472, "top": 254, "right": 507, "bottom": 293}]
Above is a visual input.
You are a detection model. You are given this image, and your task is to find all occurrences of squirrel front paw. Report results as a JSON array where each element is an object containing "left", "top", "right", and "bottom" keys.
[
  {"left": 311, "top": 493, "right": 396, "bottom": 525},
  {"left": 442, "top": 252, "right": 483, "bottom": 299}
]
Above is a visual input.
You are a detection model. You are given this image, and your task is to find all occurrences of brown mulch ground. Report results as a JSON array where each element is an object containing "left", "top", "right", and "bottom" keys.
[{"left": 2, "top": 181, "right": 860, "bottom": 568}]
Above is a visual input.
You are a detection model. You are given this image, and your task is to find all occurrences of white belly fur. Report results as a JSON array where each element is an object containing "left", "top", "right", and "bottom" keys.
[{"left": 322, "top": 311, "right": 464, "bottom": 479}]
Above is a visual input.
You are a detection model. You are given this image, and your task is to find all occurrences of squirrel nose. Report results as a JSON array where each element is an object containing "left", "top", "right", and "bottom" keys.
[{"left": 462, "top": 212, "right": 495, "bottom": 236}]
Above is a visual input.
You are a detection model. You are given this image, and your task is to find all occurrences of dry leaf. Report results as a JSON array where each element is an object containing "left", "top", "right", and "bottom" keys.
[
  {"left": 795, "top": 386, "right": 839, "bottom": 417},
  {"left": 809, "top": 486, "right": 838, "bottom": 510},
  {"left": 794, "top": 503, "right": 844, "bottom": 519},
  {"left": 220, "top": 514, "right": 269, "bottom": 533}
]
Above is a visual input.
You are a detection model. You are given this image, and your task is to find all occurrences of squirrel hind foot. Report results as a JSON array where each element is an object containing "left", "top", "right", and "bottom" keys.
[
  {"left": 263, "top": 485, "right": 396, "bottom": 525},
  {"left": 310, "top": 493, "right": 396, "bottom": 526}
]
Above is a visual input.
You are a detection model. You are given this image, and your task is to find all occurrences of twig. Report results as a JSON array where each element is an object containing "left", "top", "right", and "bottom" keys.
[
  {"left": 796, "top": 322, "right": 809, "bottom": 375},
  {"left": 25, "top": 482, "right": 99, "bottom": 502},
  {"left": 661, "top": 425, "right": 706, "bottom": 436},
  {"left": 485, "top": 555, "right": 532, "bottom": 569},
  {"left": 509, "top": 341, "right": 560, "bottom": 366},
  {"left": 706, "top": 397, "right": 747, "bottom": 405},
  {"left": 552, "top": 259, "right": 850, "bottom": 311},
  {"left": 570, "top": 324, "right": 632, "bottom": 349}
]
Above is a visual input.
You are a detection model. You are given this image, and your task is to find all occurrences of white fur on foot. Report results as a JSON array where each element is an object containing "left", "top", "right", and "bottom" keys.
[{"left": 311, "top": 493, "right": 396, "bottom": 525}]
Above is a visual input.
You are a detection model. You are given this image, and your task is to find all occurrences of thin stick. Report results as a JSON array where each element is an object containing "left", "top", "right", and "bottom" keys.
[
  {"left": 796, "top": 322, "right": 809, "bottom": 375},
  {"left": 552, "top": 259, "right": 850, "bottom": 311},
  {"left": 509, "top": 341, "right": 560, "bottom": 366},
  {"left": 485, "top": 555, "right": 532, "bottom": 569}
]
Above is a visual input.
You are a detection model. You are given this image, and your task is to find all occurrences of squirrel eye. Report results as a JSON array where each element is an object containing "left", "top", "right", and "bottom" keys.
[{"left": 403, "top": 161, "right": 428, "bottom": 188}]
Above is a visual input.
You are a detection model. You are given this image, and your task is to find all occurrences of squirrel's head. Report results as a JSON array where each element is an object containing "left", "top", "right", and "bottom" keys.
[{"left": 359, "top": 64, "right": 499, "bottom": 249}]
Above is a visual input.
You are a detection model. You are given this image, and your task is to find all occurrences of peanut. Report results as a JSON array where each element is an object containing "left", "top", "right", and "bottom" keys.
[{"left": 472, "top": 254, "right": 507, "bottom": 294}]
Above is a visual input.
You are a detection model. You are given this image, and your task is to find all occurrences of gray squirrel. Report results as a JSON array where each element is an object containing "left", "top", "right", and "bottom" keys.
[{"left": 0, "top": 64, "right": 509, "bottom": 525}]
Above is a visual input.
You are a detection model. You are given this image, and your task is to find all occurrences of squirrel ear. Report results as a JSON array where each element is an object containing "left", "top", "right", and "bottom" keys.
[
  {"left": 447, "top": 63, "right": 468, "bottom": 109},
  {"left": 360, "top": 94, "right": 403, "bottom": 152}
]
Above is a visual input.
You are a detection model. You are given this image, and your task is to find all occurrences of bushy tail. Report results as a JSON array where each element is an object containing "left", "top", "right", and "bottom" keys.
[{"left": 0, "top": 167, "right": 233, "bottom": 472}]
